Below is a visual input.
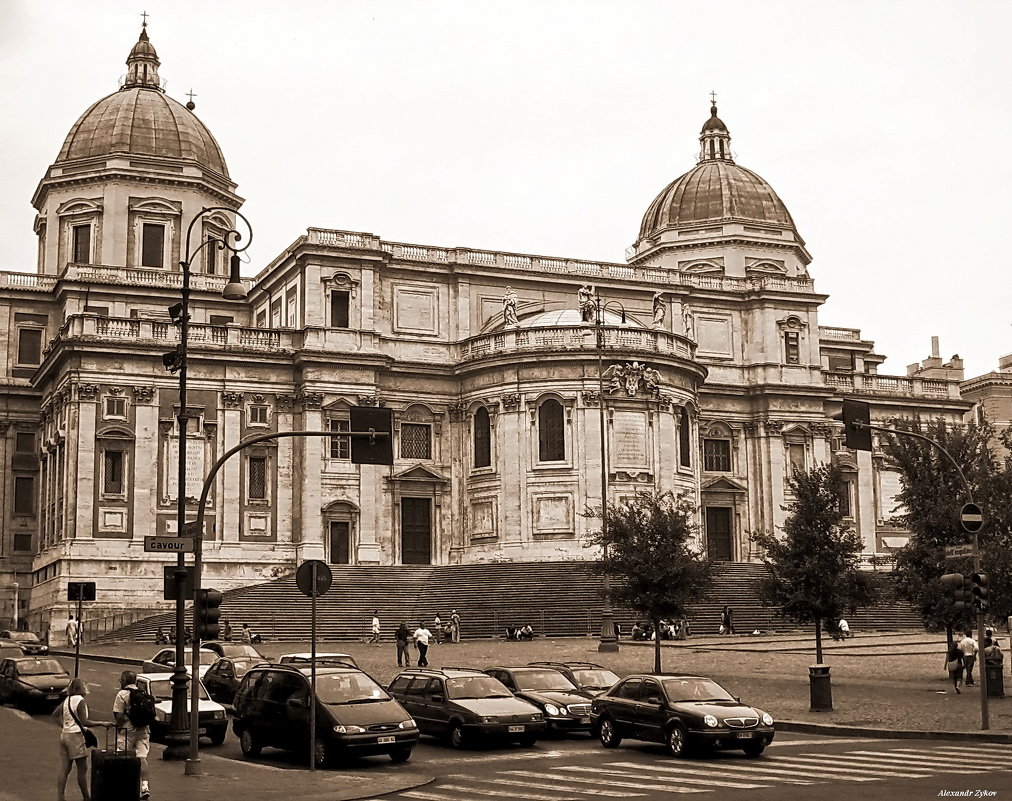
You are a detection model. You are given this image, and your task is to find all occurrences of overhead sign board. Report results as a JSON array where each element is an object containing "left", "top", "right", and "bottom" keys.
[
  {"left": 144, "top": 536, "right": 195, "bottom": 553},
  {"left": 960, "top": 503, "right": 983, "bottom": 534},
  {"left": 945, "top": 543, "right": 975, "bottom": 558}
]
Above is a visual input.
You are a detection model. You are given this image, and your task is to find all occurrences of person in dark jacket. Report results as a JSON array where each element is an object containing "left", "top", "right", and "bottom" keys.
[
  {"left": 395, "top": 622, "right": 412, "bottom": 667},
  {"left": 946, "top": 640, "right": 965, "bottom": 694}
]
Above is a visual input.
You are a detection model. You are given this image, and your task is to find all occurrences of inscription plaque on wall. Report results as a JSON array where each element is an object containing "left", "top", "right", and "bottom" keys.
[
  {"left": 696, "top": 317, "right": 732, "bottom": 356},
  {"left": 534, "top": 495, "right": 572, "bottom": 533},
  {"left": 394, "top": 287, "right": 438, "bottom": 333},
  {"left": 166, "top": 439, "right": 205, "bottom": 499},
  {"left": 877, "top": 470, "right": 906, "bottom": 519},
  {"left": 613, "top": 411, "right": 648, "bottom": 469}
]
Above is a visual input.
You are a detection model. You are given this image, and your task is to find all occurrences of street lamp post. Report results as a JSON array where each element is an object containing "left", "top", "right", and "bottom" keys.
[
  {"left": 163, "top": 207, "right": 252, "bottom": 762},
  {"left": 593, "top": 293, "right": 623, "bottom": 653}
]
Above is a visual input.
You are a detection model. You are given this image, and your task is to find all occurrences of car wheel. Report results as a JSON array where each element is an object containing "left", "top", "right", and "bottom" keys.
[
  {"left": 239, "top": 728, "right": 262, "bottom": 757},
  {"left": 389, "top": 747, "right": 412, "bottom": 763},
  {"left": 447, "top": 721, "right": 465, "bottom": 749},
  {"left": 598, "top": 717, "right": 622, "bottom": 749},
  {"left": 743, "top": 741, "right": 766, "bottom": 757},
  {"left": 519, "top": 735, "right": 537, "bottom": 747},
  {"left": 208, "top": 726, "right": 227, "bottom": 746},
  {"left": 665, "top": 723, "right": 688, "bottom": 758},
  {"left": 312, "top": 737, "right": 330, "bottom": 769}
]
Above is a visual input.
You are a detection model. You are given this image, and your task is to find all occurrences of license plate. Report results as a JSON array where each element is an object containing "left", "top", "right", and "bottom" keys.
[
  {"left": 508, "top": 725, "right": 525, "bottom": 733},
  {"left": 46, "top": 694, "right": 59, "bottom": 700},
  {"left": 377, "top": 736, "right": 396, "bottom": 744},
  {"left": 579, "top": 717, "right": 591, "bottom": 724},
  {"left": 199, "top": 728, "right": 207, "bottom": 735},
  {"left": 736, "top": 732, "right": 754, "bottom": 739}
]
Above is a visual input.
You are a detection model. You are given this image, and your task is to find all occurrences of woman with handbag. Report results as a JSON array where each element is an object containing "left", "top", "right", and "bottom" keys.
[
  {"left": 945, "top": 641, "right": 965, "bottom": 694},
  {"left": 53, "top": 677, "right": 110, "bottom": 801}
]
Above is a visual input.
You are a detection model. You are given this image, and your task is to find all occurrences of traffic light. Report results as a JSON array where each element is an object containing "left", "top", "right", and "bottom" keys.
[
  {"left": 162, "top": 346, "right": 183, "bottom": 373},
  {"left": 971, "top": 572, "right": 990, "bottom": 612},
  {"left": 832, "top": 399, "right": 872, "bottom": 451},
  {"left": 941, "top": 572, "right": 973, "bottom": 613},
  {"left": 194, "top": 588, "right": 223, "bottom": 641},
  {"left": 350, "top": 406, "right": 394, "bottom": 465}
]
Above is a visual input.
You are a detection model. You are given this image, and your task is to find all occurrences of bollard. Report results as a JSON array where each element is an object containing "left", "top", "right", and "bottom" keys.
[
  {"left": 986, "top": 664, "right": 1004, "bottom": 698},
  {"left": 809, "top": 664, "right": 833, "bottom": 711}
]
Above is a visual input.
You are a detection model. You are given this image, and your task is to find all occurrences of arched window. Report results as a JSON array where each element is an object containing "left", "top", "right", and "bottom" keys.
[
  {"left": 679, "top": 408, "right": 691, "bottom": 467},
  {"left": 473, "top": 407, "right": 491, "bottom": 468},
  {"left": 538, "top": 399, "right": 565, "bottom": 462}
]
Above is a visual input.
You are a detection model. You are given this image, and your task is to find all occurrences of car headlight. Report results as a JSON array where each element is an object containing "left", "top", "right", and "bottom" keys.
[
  {"left": 212, "top": 710, "right": 225, "bottom": 720},
  {"left": 544, "top": 704, "right": 561, "bottom": 716},
  {"left": 703, "top": 715, "right": 719, "bottom": 728},
  {"left": 398, "top": 719, "right": 416, "bottom": 729},
  {"left": 530, "top": 713, "right": 543, "bottom": 722},
  {"left": 22, "top": 685, "right": 43, "bottom": 696},
  {"left": 762, "top": 713, "right": 774, "bottom": 726},
  {"left": 479, "top": 716, "right": 498, "bottom": 723},
  {"left": 333, "top": 725, "right": 366, "bottom": 734}
]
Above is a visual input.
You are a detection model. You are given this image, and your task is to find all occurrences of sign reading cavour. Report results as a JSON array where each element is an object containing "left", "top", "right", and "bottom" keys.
[{"left": 144, "top": 536, "right": 195, "bottom": 553}]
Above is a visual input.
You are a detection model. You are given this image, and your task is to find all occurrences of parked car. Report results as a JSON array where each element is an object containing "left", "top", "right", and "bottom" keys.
[
  {"left": 203, "top": 656, "right": 264, "bottom": 706},
  {"left": 232, "top": 663, "right": 418, "bottom": 767},
  {"left": 0, "top": 643, "right": 24, "bottom": 663},
  {"left": 0, "top": 631, "right": 48, "bottom": 656},
  {"left": 388, "top": 667, "right": 546, "bottom": 748},
  {"left": 483, "top": 666, "right": 593, "bottom": 733},
  {"left": 200, "top": 641, "right": 267, "bottom": 662},
  {"left": 142, "top": 647, "right": 218, "bottom": 677},
  {"left": 138, "top": 672, "right": 229, "bottom": 745},
  {"left": 527, "top": 661, "right": 620, "bottom": 698},
  {"left": 591, "top": 673, "right": 775, "bottom": 757},
  {"left": 0, "top": 656, "right": 72, "bottom": 712},
  {"left": 278, "top": 652, "right": 358, "bottom": 668}
]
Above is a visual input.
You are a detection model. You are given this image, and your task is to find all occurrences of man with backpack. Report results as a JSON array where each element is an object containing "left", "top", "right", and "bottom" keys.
[{"left": 113, "top": 670, "right": 154, "bottom": 799}]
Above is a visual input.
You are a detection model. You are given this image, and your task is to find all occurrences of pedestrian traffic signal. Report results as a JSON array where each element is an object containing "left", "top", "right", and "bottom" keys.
[
  {"left": 194, "top": 588, "right": 223, "bottom": 641},
  {"left": 832, "top": 399, "right": 872, "bottom": 451},
  {"left": 350, "top": 406, "right": 394, "bottom": 465},
  {"left": 971, "top": 572, "right": 990, "bottom": 611},
  {"left": 941, "top": 572, "right": 974, "bottom": 613}
]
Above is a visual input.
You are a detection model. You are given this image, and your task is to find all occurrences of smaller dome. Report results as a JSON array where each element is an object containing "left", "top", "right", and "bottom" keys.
[
  {"left": 701, "top": 103, "right": 727, "bottom": 133},
  {"left": 517, "top": 309, "right": 633, "bottom": 328}
]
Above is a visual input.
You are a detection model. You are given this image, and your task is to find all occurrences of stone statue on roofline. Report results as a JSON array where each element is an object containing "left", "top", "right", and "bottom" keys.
[
  {"left": 652, "top": 292, "right": 666, "bottom": 328},
  {"left": 578, "top": 284, "right": 596, "bottom": 323},
  {"left": 502, "top": 286, "right": 519, "bottom": 327}
]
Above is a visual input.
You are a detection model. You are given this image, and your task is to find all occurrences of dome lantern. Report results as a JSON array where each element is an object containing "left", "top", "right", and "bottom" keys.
[
  {"left": 122, "top": 22, "right": 163, "bottom": 91},
  {"left": 699, "top": 97, "right": 732, "bottom": 163}
]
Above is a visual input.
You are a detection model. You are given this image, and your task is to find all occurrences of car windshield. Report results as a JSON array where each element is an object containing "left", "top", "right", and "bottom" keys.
[
  {"left": 662, "top": 678, "right": 736, "bottom": 703},
  {"left": 571, "top": 669, "right": 619, "bottom": 689},
  {"left": 220, "top": 645, "right": 262, "bottom": 660},
  {"left": 143, "top": 679, "right": 209, "bottom": 701},
  {"left": 6, "top": 632, "right": 41, "bottom": 643},
  {"left": 316, "top": 673, "right": 390, "bottom": 705},
  {"left": 17, "top": 659, "right": 65, "bottom": 676},
  {"left": 199, "top": 651, "right": 217, "bottom": 666},
  {"left": 514, "top": 670, "right": 577, "bottom": 692},
  {"left": 446, "top": 676, "right": 513, "bottom": 699}
]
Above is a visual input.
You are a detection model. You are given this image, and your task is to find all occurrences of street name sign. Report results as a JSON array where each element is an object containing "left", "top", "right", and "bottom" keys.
[
  {"left": 945, "top": 543, "right": 975, "bottom": 558},
  {"left": 144, "top": 536, "right": 195, "bottom": 553}
]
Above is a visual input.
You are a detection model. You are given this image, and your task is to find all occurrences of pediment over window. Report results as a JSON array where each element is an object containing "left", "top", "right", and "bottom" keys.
[
  {"left": 390, "top": 465, "right": 447, "bottom": 483},
  {"left": 57, "top": 198, "right": 103, "bottom": 216},
  {"left": 681, "top": 261, "right": 724, "bottom": 275},
  {"left": 128, "top": 197, "right": 181, "bottom": 215},
  {"left": 745, "top": 260, "right": 787, "bottom": 276},
  {"left": 701, "top": 476, "right": 747, "bottom": 493}
]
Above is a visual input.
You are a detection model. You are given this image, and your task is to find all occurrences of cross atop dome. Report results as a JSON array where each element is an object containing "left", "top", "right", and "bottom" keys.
[
  {"left": 699, "top": 95, "right": 732, "bottom": 162},
  {"left": 122, "top": 18, "right": 163, "bottom": 92}
]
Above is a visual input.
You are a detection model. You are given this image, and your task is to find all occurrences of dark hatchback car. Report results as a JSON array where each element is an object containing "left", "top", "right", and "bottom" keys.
[
  {"left": 0, "top": 631, "right": 48, "bottom": 656},
  {"left": 388, "top": 667, "right": 546, "bottom": 748},
  {"left": 233, "top": 664, "right": 419, "bottom": 767},
  {"left": 0, "top": 656, "right": 72, "bottom": 712},
  {"left": 202, "top": 656, "right": 264, "bottom": 706},
  {"left": 483, "top": 666, "right": 593, "bottom": 733},
  {"left": 201, "top": 641, "right": 267, "bottom": 662},
  {"left": 527, "top": 661, "right": 620, "bottom": 698},
  {"left": 591, "top": 674, "right": 775, "bottom": 757}
]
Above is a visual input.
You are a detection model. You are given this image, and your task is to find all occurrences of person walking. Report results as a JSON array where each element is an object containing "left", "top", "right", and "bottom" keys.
[
  {"left": 720, "top": 605, "right": 734, "bottom": 635},
  {"left": 946, "top": 640, "right": 965, "bottom": 694},
  {"left": 369, "top": 611, "right": 381, "bottom": 645},
  {"left": 450, "top": 609, "right": 461, "bottom": 644},
  {"left": 413, "top": 621, "right": 432, "bottom": 667},
  {"left": 54, "top": 677, "right": 109, "bottom": 801},
  {"left": 960, "top": 630, "right": 979, "bottom": 686},
  {"left": 433, "top": 613, "right": 443, "bottom": 645},
  {"left": 240, "top": 623, "right": 252, "bottom": 644},
  {"left": 113, "top": 670, "right": 152, "bottom": 800},
  {"left": 395, "top": 622, "right": 412, "bottom": 667},
  {"left": 66, "top": 614, "right": 79, "bottom": 647}
]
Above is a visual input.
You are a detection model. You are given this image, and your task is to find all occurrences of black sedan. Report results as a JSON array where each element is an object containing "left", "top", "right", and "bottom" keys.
[
  {"left": 0, "top": 631, "right": 48, "bottom": 655},
  {"left": 0, "top": 656, "right": 72, "bottom": 712},
  {"left": 483, "top": 666, "right": 594, "bottom": 733},
  {"left": 527, "top": 661, "right": 620, "bottom": 698},
  {"left": 591, "top": 674, "right": 775, "bottom": 757}
]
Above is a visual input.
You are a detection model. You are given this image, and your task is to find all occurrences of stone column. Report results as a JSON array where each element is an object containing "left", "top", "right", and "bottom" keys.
[
  {"left": 298, "top": 392, "right": 325, "bottom": 562},
  {"left": 131, "top": 386, "right": 158, "bottom": 542},
  {"left": 73, "top": 384, "right": 100, "bottom": 539},
  {"left": 221, "top": 392, "right": 244, "bottom": 546}
]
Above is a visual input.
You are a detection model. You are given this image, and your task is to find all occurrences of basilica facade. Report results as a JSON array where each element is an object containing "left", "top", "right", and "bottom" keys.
[{"left": 0, "top": 27, "right": 971, "bottom": 632}]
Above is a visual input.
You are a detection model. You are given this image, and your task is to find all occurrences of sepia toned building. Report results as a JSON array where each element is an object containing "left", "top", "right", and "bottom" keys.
[{"left": 0, "top": 26, "right": 971, "bottom": 633}]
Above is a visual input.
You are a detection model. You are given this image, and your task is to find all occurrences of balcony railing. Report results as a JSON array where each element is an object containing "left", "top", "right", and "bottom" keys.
[
  {"left": 0, "top": 270, "right": 58, "bottom": 291},
  {"left": 66, "top": 314, "right": 288, "bottom": 351},
  {"left": 822, "top": 370, "right": 961, "bottom": 399},
  {"left": 460, "top": 325, "right": 695, "bottom": 362}
]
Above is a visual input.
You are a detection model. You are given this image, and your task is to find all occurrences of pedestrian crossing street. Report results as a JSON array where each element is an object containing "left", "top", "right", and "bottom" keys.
[{"left": 366, "top": 742, "right": 1012, "bottom": 800}]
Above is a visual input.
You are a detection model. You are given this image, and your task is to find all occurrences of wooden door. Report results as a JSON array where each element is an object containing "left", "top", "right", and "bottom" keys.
[
  {"left": 401, "top": 497, "right": 432, "bottom": 565},
  {"left": 705, "top": 507, "right": 733, "bottom": 561}
]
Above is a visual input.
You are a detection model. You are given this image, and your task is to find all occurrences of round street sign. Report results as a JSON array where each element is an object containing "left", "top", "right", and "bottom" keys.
[
  {"left": 295, "top": 559, "right": 333, "bottom": 598},
  {"left": 959, "top": 503, "right": 984, "bottom": 534}
]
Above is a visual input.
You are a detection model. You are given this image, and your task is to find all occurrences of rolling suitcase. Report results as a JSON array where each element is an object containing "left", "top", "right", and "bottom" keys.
[{"left": 91, "top": 727, "right": 141, "bottom": 801}]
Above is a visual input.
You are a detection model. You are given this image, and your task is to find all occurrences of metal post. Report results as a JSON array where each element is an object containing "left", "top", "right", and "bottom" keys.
[
  {"left": 310, "top": 561, "right": 317, "bottom": 771},
  {"left": 74, "top": 593, "right": 82, "bottom": 678},
  {"left": 596, "top": 296, "right": 618, "bottom": 652}
]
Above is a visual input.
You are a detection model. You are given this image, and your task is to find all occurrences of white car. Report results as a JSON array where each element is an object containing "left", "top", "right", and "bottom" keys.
[
  {"left": 141, "top": 647, "right": 218, "bottom": 677},
  {"left": 137, "top": 673, "right": 229, "bottom": 745},
  {"left": 278, "top": 652, "right": 358, "bottom": 668}
]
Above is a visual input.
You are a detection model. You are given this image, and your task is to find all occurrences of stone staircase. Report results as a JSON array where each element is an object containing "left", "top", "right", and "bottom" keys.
[{"left": 102, "top": 561, "right": 925, "bottom": 643}]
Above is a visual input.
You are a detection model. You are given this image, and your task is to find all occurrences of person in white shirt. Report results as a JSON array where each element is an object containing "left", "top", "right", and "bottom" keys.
[
  {"left": 370, "top": 611, "right": 381, "bottom": 645},
  {"left": 960, "top": 632, "right": 979, "bottom": 686},
  {"left": 838, "top": 619, "right": 851, "bottom": 638},
  {"left": 65, "top": 615, "right": 79, "bottom": 647},
  {"left": 53, "top": 677, "right": 110, "bottom": 801},
  {"left": 413, "top": 623, "right": 432, "bottom": 667}
]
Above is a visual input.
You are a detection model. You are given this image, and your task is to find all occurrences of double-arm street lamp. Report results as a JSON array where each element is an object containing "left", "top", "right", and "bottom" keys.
[
  {"left": 163, "top": 207, "right": 252, "bottom": 761},
  {"left": 590, "top": 292, "right": 624, "bottom": 653}
]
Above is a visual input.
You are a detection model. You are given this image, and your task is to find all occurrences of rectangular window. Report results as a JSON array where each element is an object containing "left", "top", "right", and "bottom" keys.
[
  {"left": 104, "top": 397, "right": 127, "bottom": 419},
  {"left": 787, "top": 442, "right": 806, "bottom": 475},
  {"left": 329, "top": 418, "right": 350, "bottom": 460},
  {"left": 16, "top": 328, "right": 44, "bottom": 366},
  {"left": 400, "top": 423, "right": 432, "bottom": 460},
  {"left": 141, "top": 223, "right": 165, "bottom": 268},
  {"left": 703, "top": 438, "right": 732, "bottom": 472},
  {"left": 256, "top": 310, "right": 267, "bottom": 328},
  {"left": 209, "top": 315, "right": 233, "bottom": 326},
  {"left": 15, "top": 432, "right": 35, "bottom": 453},
  {"left": 784, "top": 331, "right": 800, "bottom": 364},
  {"left": 330, "top": 291, "right": 350, "bottom": 328},
  {"left": 14, "top": 476, "right": 35, "bottom": 515},
  {"left": 270, "top": 300, "right": 282, "bottom": 328},
  {"left": 248, "top": 456, "right": 267, "bottom": 500},
  {"left": 205, "top": 235, "right": 218, "bottom": 274},
  {"left": 286, "top": 290, "right": 298, "bottom": 328},
  {"left": 248, "top": 405, "right": 269, "bottom": 426},
  {"left": 840, "top": 480, "right": 853, "bottom": 517},
  {"left": 827, "top": 352, "right": 855, "bottom": 371},
  {"left": 13, "top": 533, "right": 32, "bottom": 552},
  {"left": 103, "top": 450, "right": 124, "bottom": 495},
  {"left": 678, "top": 410, "right": 691, "bottom": 468},
  {"left": 72, "top": 224, "right": 91, "bottom": 263}
]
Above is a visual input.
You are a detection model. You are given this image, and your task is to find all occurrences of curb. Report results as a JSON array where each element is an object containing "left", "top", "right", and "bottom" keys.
[{"left": 778, "top": 719, "right": 1012, "bottom": 743}]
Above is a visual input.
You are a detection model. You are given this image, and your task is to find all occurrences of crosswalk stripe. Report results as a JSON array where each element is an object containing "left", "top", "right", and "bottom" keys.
[
  {"left": 436, "top": 782, "right": 567, "bottom": 800},
  {"left": 609, "top": 758, "right": 869, "bottom": 780},
  {"left": 772, "top": 738, "right": 892, "bottom": 747},
  {"left": 847, "top": 750, "right": 989, "bottom": 769},
  {"left": 505, "top": 768, "right": 711, "bottom": 792},
  {"left": 900, "top": 745, "right": 1012, "bottom": 758},
  {"left": 589, "top": 763, "right": 816, "bottom": 785},
  {"left": 471, "top": 777, "right": 644, "bottom": 797},
  {"left": 767, "top": 756, "right": 931, "bottom": 778},
  {"left": 402, "top": 792, "right": 469, "bottom": 801},
  {"left": 423, "top": 750, "right": 565, "bottom": 766},
  {"left": 802, "top": 752, "right": 974, "bottom": 771},
  {"left": 553, "top": 765, "right": 766, "bottom": 790}
]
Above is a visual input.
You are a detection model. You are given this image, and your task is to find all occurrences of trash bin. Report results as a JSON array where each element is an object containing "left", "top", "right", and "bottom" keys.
[
  {"left": 986, "top": 664, "right": 1004, "bottom": 697},
  {"left": 809, "top": 664, "right": 833, "bottom": 712}
]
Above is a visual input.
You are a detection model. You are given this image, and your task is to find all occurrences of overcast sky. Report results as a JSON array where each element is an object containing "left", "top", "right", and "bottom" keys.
[{"left": 2, "top": 1, "right": 1010, "bottom": 379}]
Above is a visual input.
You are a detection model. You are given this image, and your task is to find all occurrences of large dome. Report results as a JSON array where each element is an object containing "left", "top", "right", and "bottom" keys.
[
  {"left": 54, "top": 24, "right": 228, "bottom": 177},
  {"left": 637, "top": 103, "right": 797, "bottom": 243}
]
